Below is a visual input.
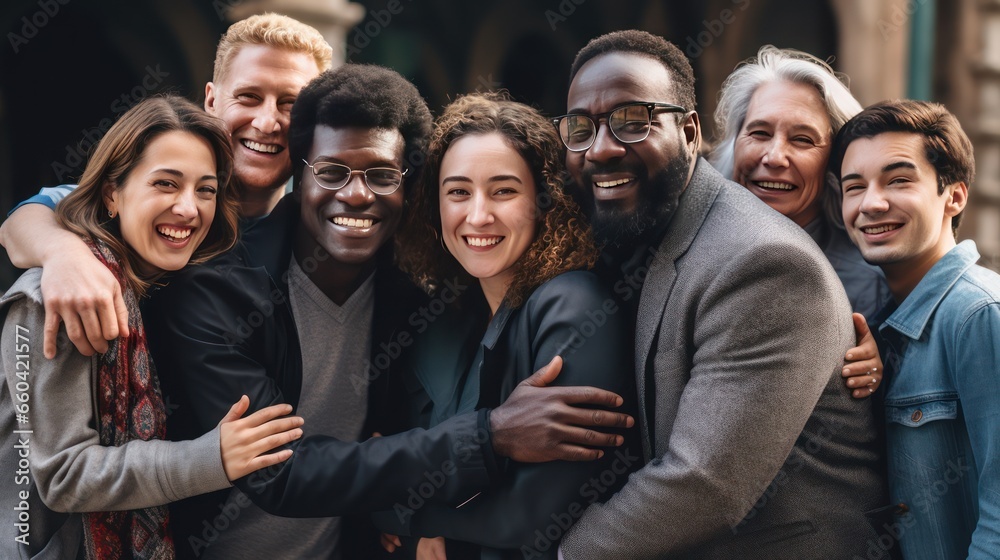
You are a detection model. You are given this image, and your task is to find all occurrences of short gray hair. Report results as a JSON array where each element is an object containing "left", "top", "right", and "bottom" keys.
[{"left": 709, "top": 45, "right": 862, "bottom": 227}]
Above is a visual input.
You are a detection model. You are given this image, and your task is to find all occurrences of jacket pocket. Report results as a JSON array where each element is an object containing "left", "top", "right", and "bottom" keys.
[{"left": 884, "top": 396, "right": 958, "bottom": 428}]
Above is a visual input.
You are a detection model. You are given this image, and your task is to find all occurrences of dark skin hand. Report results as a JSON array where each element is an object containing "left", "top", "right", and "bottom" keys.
[{"left": 490, "top": 356, "right": 634, "bottom": 462}]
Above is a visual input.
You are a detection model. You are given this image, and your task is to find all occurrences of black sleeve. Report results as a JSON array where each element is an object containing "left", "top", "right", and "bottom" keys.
[
  {"left": 145, "top": 257, "right": 496, "bottom": 517},
  {"left": 373, "top": 273, "right": 640, "bottom": 551}
]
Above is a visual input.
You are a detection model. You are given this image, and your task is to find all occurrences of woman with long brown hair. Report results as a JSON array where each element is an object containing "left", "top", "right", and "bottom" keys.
[{"left": 0, "top": 95, "right": 303, "bottom": 559}]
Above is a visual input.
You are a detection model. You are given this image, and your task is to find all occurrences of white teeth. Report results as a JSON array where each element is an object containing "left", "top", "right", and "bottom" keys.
[
  {"left": 466, "top": 236, "right": 502, "bottom": 247},
  {"left": 242, "top": 140, "right": 280, "bottom": 154},
  {"left": 757, "top": 181, "right": 795, "bottom": 190},
  {"left": 157, "top": 226, "right": 192, "bottom": 240},
  {"left": 861, "top": 224, "right": 900, "bottom": 235},
  {"left": 595, "top": 178, "right": 632, "bottom": 188},
  {"left": 332, "top": 217, "right": 374, "bottom": 228}
]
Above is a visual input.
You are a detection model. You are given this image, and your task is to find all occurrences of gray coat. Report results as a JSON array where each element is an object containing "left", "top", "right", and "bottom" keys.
[
  {"left": 0, "top": 269, "right": 230, "bottom": 559},
  {"left": 561, "top": 160, "right": 887, "bottom": 559}
]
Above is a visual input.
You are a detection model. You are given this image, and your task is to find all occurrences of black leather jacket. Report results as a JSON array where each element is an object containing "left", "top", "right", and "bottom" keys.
[{"left": 143, "top": 197, "right": 499, "bottom": 557}]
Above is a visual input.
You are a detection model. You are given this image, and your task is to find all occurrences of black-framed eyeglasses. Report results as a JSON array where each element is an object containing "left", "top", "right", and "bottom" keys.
[
  {"left": 302, "top": 159, "right": 407, "bottom": 195},
  {"left": 552, "top": 102, "right": 688, "bottom": 152}
]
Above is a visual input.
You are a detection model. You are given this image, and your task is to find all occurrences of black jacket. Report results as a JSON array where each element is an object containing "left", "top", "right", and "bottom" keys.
[
  {"left": 374, "top": 272, "right": 640, "bottom": 560},
  {"left": 143, "top": 197, "right": 499, "bottom": 557}
]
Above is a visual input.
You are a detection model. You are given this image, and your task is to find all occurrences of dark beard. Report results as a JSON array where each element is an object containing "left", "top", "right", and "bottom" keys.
[{"left": 589, "top": 151, "right": 691, "bottom": 250}]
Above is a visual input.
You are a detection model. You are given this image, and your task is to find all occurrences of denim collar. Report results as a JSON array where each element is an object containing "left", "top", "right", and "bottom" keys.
[{"left": 883, "top": 240, "right": 980, "bottom": 340}]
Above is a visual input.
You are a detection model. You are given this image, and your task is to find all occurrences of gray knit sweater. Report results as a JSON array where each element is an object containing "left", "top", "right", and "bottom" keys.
[{"left": 0, "top": 268, "right": 231, "bottom": 559}]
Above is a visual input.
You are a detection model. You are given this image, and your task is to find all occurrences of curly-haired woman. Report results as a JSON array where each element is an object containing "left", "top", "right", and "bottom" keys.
[{"left": 382, "top": 93, "right": 638, "bottom": 559}]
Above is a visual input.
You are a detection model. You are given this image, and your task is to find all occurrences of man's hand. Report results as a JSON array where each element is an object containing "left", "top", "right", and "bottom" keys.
[
  {"left": 40, "top": 241, "right": 129, "bottom": 358},
  {"left": 490, "top": 356, "right": 633, "bottom": 462},
  {"left": 841, "top": 313, "right": 883, "bottom": 398},
  {"left": 1, "top": 203, "right": 129, "bottom": 358}
]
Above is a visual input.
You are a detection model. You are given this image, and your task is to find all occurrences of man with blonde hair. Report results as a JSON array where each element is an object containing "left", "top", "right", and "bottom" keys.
[
  {"left": 1, "top": 12, "right": 331, "bottom": 351},
  {"left": 1, "top": 16, "right": 632, "bottom": 559}
]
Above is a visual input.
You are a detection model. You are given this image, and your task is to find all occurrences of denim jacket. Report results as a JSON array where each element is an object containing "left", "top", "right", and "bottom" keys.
[{"left": 874, "top": 240, "right": 1000, "bottom": 560}]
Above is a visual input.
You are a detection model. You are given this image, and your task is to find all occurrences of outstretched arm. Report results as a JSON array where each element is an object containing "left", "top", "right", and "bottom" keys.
[
  {"left": 375, "top": 275, "right": 638, "bottom": 552},
  {"left": 2, "top": 290, "right": 228, "bottom": 512},
  {"left": 146, "top": 263, "right": 632, "bottom": 518},
  {"left": 1, "top": 193, "right": 128, "bottom": 358}
]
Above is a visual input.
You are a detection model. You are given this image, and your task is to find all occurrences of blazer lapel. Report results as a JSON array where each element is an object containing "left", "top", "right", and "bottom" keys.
[{"left": 635, "top": 159, "right": 724, "bottom": 447}]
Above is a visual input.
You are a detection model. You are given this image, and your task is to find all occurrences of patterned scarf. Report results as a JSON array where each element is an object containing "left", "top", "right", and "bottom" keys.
[{"left": 82, "top": 239, "right": 173, "bottom": 559}]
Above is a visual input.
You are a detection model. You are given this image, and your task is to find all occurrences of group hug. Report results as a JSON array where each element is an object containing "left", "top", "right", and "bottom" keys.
[{"left": 0, "top": 11, "right": 997, "bottom": 560}]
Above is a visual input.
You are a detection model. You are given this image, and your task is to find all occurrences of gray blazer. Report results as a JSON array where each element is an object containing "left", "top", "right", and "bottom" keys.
[{"left": 561, "top": 160, "right": 887, "bottom": 559}]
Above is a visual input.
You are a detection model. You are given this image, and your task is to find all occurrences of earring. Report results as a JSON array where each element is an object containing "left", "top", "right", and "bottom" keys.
[{"left": 108, "top": 208, "right": 116, "bottom": 219}]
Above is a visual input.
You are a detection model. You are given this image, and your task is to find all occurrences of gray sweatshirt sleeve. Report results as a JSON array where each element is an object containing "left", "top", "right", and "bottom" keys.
[{"left": 1, "top": 279, "right": 231, "bottom": 513}]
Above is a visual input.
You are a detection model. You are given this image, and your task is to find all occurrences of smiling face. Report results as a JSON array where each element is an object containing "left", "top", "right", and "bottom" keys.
[
  {"left": 108, "top": 130, "right": 219, "bottom": 276},
  {"left": 840, "top": 132, "right": 967, "bottom": 290},
  {"left": 297, "top": 125, "right": 405, "bottom": 270},
  {"left": 732, "top": 81, "right": 832, "bottom": 228},
  {"left": 565, "top": 52, "right": 698, "bottom": 247},
  {"left": 439, "top": 133, "right": 538, "bottom": 307},
  {"left": 205, "top": 44, "right": 320, "bottom": 199}
]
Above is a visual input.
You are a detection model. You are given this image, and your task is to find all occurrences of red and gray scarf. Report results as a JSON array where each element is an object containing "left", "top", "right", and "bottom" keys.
[{"left": 82, "top": 239, "right": 173, "bottom": 559}]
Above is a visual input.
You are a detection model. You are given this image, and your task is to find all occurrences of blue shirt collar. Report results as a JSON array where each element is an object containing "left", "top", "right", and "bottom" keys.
[{"left": 883, "top": 240, "right": 980, "bottom": 340}]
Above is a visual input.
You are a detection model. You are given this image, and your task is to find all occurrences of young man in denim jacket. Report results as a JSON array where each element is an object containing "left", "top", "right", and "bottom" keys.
[{"left": 832, "top": 99, "right": 1000, "bottom": 559}]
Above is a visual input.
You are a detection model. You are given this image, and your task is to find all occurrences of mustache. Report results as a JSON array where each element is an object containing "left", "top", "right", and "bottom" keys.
[{"left": 580, "top": 163, "right": 646, "bottom": 183}]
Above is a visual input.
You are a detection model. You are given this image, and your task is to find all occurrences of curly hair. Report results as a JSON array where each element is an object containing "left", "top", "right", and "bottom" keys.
[
  {"left": 289, "top": 63, "right": 432, "bottom": 195},
  {"left": 397, "top": 92, "right": 597, "bottom": 308}
]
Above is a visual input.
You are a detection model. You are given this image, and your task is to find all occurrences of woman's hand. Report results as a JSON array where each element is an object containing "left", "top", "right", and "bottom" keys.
[
  {"left": 381, "top": 533, "right": 402, "bottom": 553},
  {"left": 218, "top": 395, "right": 304, "bottom": 481},
  {"left": 841, "top": 313, "right": 883, "bottom": 399},
  {"left": 416, "top": 537, "right": 447, "bottom": 560}
]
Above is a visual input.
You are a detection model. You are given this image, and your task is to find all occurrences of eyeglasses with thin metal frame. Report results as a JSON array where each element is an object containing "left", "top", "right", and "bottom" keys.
[
  {"left": 552, "top": 102, "right": 688, "bottom": 152},
  {"left": 301, "top": 159, "right": 407, "bottom": 196}
]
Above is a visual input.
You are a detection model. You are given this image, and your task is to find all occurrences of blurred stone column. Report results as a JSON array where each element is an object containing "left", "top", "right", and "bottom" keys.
[
  {"left": 225, "top": 0, "right": 366, "bottom": 67},
  {"left": 828, "top": 0, "right": 910, "bottom": 105},
  {"left": 971, "top": 0, "right": 1000, "bottom": 269}
]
